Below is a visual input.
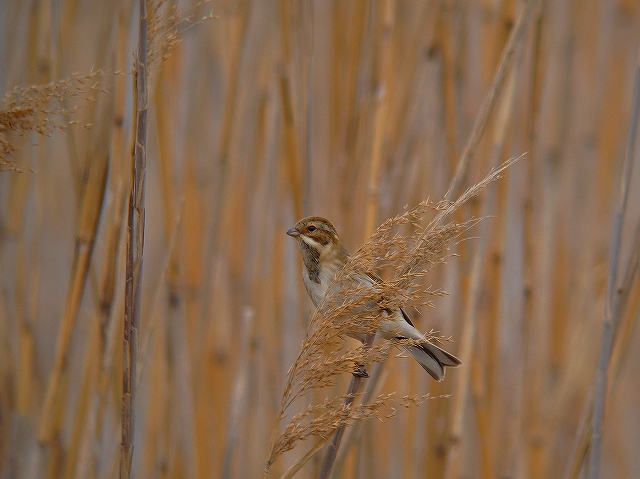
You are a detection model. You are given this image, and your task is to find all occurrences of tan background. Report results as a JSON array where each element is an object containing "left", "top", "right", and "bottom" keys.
[{"left": 1, "top": 0, "right": 639, "bottom": 478}]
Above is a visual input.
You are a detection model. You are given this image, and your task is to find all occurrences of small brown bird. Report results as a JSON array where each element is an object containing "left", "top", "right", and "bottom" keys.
[{"left": 287, "top": 216, "right": 462, "bottom": 381}]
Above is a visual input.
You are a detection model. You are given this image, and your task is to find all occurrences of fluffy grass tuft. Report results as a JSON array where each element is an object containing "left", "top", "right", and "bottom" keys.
[
  {"left": 0, "top": 70, "right": 104, "bottom": 170},
  {"left": 266, "top": 156, "right": 523, "bottom": 472},
  {"left": 147, "top": 0, "right": 215, "bottom": 77}
]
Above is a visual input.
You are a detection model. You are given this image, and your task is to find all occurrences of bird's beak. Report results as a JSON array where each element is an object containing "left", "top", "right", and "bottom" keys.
[{"left": 286, "top": 228, "right": 300, "bottom": 238}]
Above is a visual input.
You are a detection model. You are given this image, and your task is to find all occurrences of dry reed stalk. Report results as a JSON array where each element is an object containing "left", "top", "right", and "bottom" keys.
[
  {"left": 565, "top": 386, "right": 595, "bottom": 479},
  {"left": 2, "top": 69, "right": 105, "bottom": 373},
  {"left": 134, "top": 199, "right": 184, "bottom": 479},
  {"left": 443, "top": 61, "right": 518, "bottom": 479},
  {"left": 331, "top": 1, "right": 371, "bottom": 231},
  {"left": 364, "top": 0, "right": 394, "bottom": 236},
  {"left": 121, "top": 0, "right": 148, "bottom": 476},
  {"left": 1, "top": 70, "right": 104, "bottom": 465},
  {"left": 552, "top": 289, "right": 609, "bottom": 478},
  {"left": 145, "top": 68, "right": 181, "bottom": 479},
  {"left": 301, "top": 1, "right": 313, "bottom": 217},
  {"left": 279, "top": 438, "right": 329, "bottom": 479},
  {"left": 179, "top": 150, "right": 209, "bottom": 477},
  {"left": 138, "top": 318, "right": 167, "bottom": 479},
  {"left": 12, "top": 144, "right": 42, "bottom": 470},
  {"left": 63, "top": 317, "right": 101, "bottom": 479},
  {"left": 194, "top": 11, "right": 250, "bottom": 451},
  {"left": 467, "top": 354, "right": 491, "bottom": 478},
  {"left": 170, "top": 285, "right": 200, "bottom": 479},
  {"left": 154, "top": 65, "right": 178, "bottom": 256},
  {"left": 136, "top": 199, "right": 184, "bottom": 383},
  {"left": 511, "top": 3, "right": 572, "bottom": 475},
  {"left": 564, "top": 269, "right": 640, "bottom": 479},
  {"left": 279, "top": 69, "right": 303, "bottom": 220},
  {"left": 433, "top": 3, "right": 459, "bottom": 168},
  {"left": 4, "top": 151, "right": 33, "bottom": 388},
  {"left": 318, "top": 2, "right": 395, "bottom": 475},
  {"left": 497, "top": 152, "right": 528, "bottom": 479},
  {"left": 329, "top": 1, "right": 366, "bottom": 181},
  {"left": 14, "top": 208, "right": 37, "bottom": 419},
  {"left": 446, "top": 0, "right": 539, "bottom": 201},
  {"left": 317, "top": 333, "right": 375, "bottom": 479},
  {"left": 502, "top": 14, "right": 541, "bottom": 478},
  {"left": 0, "top": 295, "right": 11, "bottom": 468},
  {"left": 587, "top": 51, "right": 640, "bottom": 479},
  {"left": 331, "top": 360, "right": 389, "bottom": 476},
  {"left": 516, "top": 22, "right": 555, "bottom": 479},
  {"left": 86, "top": 17, "right": 131, "bottom": 479},
  {"left": 83, "top": 213, "right": 127, "bottom": 479},
  {"left": 607, "top": 280, "right": 640, "bottom": 386},
  {"left": 36, "top": 147, "right": 108, "bottom": 439},
  {"left": 197, "top": 0, "right": 250, "bottom": 289},
  {"left": 58, "top": 74, "right": 121, "bottom": 479},
  {"left": 140, "top": 5, "right": 214, "bottom": 477},
  {"left": 422, "top": 9, "right": 526, "bottom": 461},
  {"left": 221, "top": 307, "right": 255, "bottom": 478}
]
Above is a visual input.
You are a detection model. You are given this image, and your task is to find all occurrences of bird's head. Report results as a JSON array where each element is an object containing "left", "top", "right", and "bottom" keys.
[{"left": 286, "top": 216, "right": 342, "bottom": 258}]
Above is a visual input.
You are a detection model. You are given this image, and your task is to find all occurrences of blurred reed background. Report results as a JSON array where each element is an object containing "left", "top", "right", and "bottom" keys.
[{"left": 1, "top": 0, "right": 639, "bottom": 478}]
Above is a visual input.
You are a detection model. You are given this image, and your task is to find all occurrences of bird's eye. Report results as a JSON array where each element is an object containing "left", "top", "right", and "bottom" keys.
[{"left": 308, "top": 225, "right": 317, "bottom": 232}]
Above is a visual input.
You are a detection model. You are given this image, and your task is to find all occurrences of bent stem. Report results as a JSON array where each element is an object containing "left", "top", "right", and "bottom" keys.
[
  {"left": 277, "top": 439, "right": 329, "bottom": 479},
  {"left": 318, "top": 334, "right": 375, "bottom": 479}
]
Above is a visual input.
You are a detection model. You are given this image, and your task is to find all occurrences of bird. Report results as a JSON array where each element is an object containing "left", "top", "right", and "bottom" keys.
[{"left": 287, "top": 216, "right": 462, "bottom": 381}]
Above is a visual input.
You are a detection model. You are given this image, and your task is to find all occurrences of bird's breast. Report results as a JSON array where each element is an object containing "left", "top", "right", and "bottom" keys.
[
  {"left": 303, "top": 273, "right": 326, "bottom": 306},
  {"left": 302, "top": 261, "right": 342, "bottom": 306}
]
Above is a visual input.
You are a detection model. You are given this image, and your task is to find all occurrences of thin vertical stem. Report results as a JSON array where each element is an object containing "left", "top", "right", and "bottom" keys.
[
  {"left": 588, "top": 51, "right": 640, "bottom": 479},
  {"left": 318, "top": 334, "right": 375, "bottom": 479},
  {"left": 121, "top": 0, "right": 148, "bottom": 477},
  {"left": 364, "top": 0, "right": 394, "bottom": 236},
  {"left": 443, "top": 65, "right": 517, "bottom": 479},
  {"left": 445, "top": 0, "right": 538, "bottom": 200}
]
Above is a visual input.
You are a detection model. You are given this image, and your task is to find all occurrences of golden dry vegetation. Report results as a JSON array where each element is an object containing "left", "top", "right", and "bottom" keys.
[{"left": 1, "top": 1, "right": 639, "bottom": 479}]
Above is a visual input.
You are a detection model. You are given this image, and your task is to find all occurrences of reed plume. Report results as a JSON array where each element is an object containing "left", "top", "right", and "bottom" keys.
[
  {"left": 266, "top": 155, "right": 523, "bottom": 474},
  {"left": 0, "top": 70, "right": 104, "bottom": 170}
]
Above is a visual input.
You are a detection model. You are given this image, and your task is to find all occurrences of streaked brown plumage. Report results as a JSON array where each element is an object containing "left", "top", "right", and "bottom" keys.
[{"left": 287, "top": 216, "right": 461, "bottom": 381}]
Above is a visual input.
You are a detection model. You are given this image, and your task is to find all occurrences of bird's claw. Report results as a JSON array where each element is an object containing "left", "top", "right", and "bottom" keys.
[{"left": 353, "top": 363, "right": 369, "bottom": 378}]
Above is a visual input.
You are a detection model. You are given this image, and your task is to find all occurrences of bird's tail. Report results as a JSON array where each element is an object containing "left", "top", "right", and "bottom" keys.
[{"left": 405, "top": 342, "right": 462, "bottom": 381}]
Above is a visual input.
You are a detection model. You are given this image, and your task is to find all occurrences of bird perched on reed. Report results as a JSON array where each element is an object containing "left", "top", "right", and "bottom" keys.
[{"left": 287, "top": 216, "right": 461, "bottom": 381}]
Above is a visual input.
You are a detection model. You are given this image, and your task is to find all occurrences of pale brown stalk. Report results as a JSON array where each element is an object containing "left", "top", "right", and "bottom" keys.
[
  {"left": 221, "top": 307, "right": 255, "bottom": 478},
  {"left": 434, "top": 1, "right": 459, "bottom": 169},
  {"left": 444, "top": 64, "right": 518, "bottom": 479},
  {"left": 2, "top": 74, "right": 108, "bottom": 454},
  {"left": 33, "top": 72, "right": 109, "bottom": 462},
  {"left": 588, "top": 51, "right": 640, "bottom": 479},
  {"left": 85, "top": 12, "right": 132, "bottom": 479},
  {"left": 278, "top": 0, "right": 306, "bottom": 219},
  {"left": 278, "top": 439, "right": 329, "bottom": 479},
  {"left": 330, "top": 360, "right": 389, "bottom": 476},
  {"left": 121, "top": 0, "right": 148, "bottom": 477},
  {"left": 318, "top": 333, "right": 375, "bottom": 479},
  {"left": 321, "top": 5, "right": 395, "bottom": 471},
  {"left": 63, "top": 319, "right": 100, "bottom": 479},
  {"left": 446, "top": 0, "right": 539, "bottom": 200},
  {"left": 364, "top": 0, "right": 395, "bottom": 235}
]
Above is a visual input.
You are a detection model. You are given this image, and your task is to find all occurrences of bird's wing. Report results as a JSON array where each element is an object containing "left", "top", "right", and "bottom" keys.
[
  {"left": 363, "top": 270, "right": 383, "bottom": 284},
  {"left": 399, "top": 306, "right": 415, "bottom": 327},
  {"left": 362, "top": 271, "right": 415, "bottom": 327}
]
